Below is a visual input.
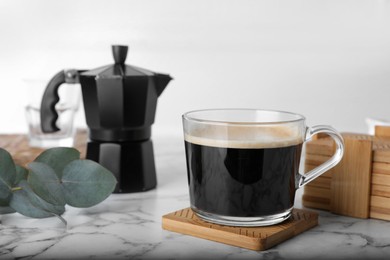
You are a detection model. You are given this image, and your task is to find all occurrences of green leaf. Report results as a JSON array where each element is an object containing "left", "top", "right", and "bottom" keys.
[
  {"left": 0, "top": 192, "right": 12, "bottom": 214},
  {"left": 28, "top": 162, "right": 65, "bottom": 206},
  {"left": 0, "top": 206, "right": 15, "bottom": 214},
  {"left": 14, "top": 165, "right": 28, "bottom": 185},
  {"left": 34, "top": 147, "right": 80, "bottom": 178},
  {"left": 0, "top": 148, "right": 16, "bottom": 199},
  {"left": 10, "top": 188, "right": 53, "bottom": 218},
  {"left": 9, "top": 180, "right": 65, "bottom": 218},
  {"left": 62, "top": 160, "right": 117, "bottom": 208},
  {"left": 0, "top": 194, "right": 10, "bottom": 206}
]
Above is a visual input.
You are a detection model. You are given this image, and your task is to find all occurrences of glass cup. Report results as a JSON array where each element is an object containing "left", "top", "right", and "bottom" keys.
[
  {"left": 182, "top": 109, "right": 344, "bottom": 226},
  {"left": 24, "top": 79, "right": 80, "bottom": 148}
]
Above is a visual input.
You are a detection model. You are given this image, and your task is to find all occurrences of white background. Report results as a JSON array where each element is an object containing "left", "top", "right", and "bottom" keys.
[{"left": 0, "top": 0, "right": 390, "bottom": 135}]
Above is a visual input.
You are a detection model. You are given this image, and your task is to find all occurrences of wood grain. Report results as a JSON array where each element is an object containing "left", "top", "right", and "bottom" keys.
[
  {"left": 302, "top": 194, "right": 330, "bottom": 210},
  {"left": 330, "top": 137, "right": 372, "bottom": 218},
  {"left": 371, "top": 174, "right": 390, "bottom": 186},
  {"left": 162, "top": 208, "right": 318, "bottom": 251},
  {"left": 373, "top": 150, "right": 390, "bottom": 163},
  {"left": 372, "top": 162, "right": 390, "bottom": 175},
  {"left": 375, "top": 126, "right": 390, "bottom": 138},
  {"left": 370, "top": 209, "right": 390, "bottom": 221},
  {"left": 371, "top": 184, "right": 390, "bottom": 198},
  {"left": 304, "top": 163, "right": 333, "bottom": 178},
  {"left": 370, "top": 196, "right": 390, "bottom": 220},
  {"left": 370, "top": 196, "right": 390, "bottom": 209},
  {"left": 306, "top": 138, "right": 334, "bottom": 157},
  {"left": 305, "top": 154, "right": 331, "bottom": 165},
  {"left": 302, "top": 176, "right": 331, "bottom": 189},
  {"left": 304, "top": 186, "right": 330, "bottom": 199},
  {"left": 311, "top": 133, "right": 329, "bottom": 140}
]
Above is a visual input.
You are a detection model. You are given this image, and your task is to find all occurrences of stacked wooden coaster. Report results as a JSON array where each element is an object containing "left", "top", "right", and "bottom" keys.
[{"left": 303, "top": 126, "right": 390, "bottom": 220}]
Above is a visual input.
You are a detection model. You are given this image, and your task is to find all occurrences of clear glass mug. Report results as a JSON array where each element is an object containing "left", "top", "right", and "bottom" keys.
[{"left": 182, "top": 109, "right": 344, "bottom": 226}]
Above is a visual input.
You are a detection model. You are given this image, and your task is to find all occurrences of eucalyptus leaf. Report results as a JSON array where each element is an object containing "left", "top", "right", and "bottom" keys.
[
  {"left": 0, "top": 182, "right": 13, "bottom": 215},
  {"left": 0, "top": 184, "right": 11, "bottom": 199},
  {"left": 10, "top": 188, "right": 54, "bottom": 218},
  {"left": 34, "top": 147, "right": 80, "bottom": 178},
  {"left": 0, "top": 185, "right": 10, "bottom": 201},
  {"left": 62, "top": 160, "right": 117, "bottom": 207},
  {"left": 0, "top": 192, "right": 11, "bottom": 215},
  {"left": 28, "top": 162, "right": 65, "bottom": 206},
  {"left": 0, "top": 148, "right": 16, "bottom": 199},
  {"left": 0, "top": 195, "right": 10, "bottom": 206},
  {"left": 14, "top": 165, "right": 28, "bottom": 185},
  {"left": 9, "top": 180, "right": 65, "bottom": 218},
  {"left": 0, "top": 206, "right": 15, "bottom": 214}
]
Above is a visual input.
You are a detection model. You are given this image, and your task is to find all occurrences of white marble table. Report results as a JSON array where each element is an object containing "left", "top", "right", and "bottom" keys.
[{"left": 1, "top": 134, "right": 390, "bottom": 259}]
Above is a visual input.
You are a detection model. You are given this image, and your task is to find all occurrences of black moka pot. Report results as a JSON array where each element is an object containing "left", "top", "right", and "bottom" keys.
[{"left": 40, "top": 45, "right": 172, "bottom": 193}]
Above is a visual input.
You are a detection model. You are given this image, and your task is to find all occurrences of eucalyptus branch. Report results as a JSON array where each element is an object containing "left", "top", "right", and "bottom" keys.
[{"left": 0, "top": 147, "right": 117, "bottom": 225}]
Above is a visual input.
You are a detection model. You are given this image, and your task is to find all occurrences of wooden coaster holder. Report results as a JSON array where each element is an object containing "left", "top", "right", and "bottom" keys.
[{"left": 303, "top": 125, "right": 390, "bottom": 220}]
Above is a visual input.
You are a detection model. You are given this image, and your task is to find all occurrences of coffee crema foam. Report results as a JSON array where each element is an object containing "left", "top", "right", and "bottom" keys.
[{"left": 184, "top": 125, "right": 304, "bottom": 149}]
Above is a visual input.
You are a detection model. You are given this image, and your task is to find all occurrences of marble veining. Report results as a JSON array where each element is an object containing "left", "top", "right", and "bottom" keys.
[{"left": 1, "top": 134, "right": 390, "bottom": 259}]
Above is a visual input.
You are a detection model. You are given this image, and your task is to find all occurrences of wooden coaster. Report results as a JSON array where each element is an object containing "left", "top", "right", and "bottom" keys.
[{"left": 162, "top": 208, "right": 318, "bottom": 251}]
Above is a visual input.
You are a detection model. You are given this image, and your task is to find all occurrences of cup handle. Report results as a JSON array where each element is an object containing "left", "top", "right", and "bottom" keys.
[{"left": 299, "top": 125, "right": 344, "bottom": 188}]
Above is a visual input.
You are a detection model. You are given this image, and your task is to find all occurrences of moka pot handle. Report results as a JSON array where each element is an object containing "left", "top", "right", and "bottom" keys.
[{"left": 40, "top": 69, "right": 81, "bottom": 133}]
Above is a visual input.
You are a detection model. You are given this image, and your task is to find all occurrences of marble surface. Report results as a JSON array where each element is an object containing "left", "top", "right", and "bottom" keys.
[{"left": 1, "top": 134, "right": 390, "bottom": 259}]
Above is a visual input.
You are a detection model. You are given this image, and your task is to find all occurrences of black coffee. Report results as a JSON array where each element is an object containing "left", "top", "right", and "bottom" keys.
[{"left": 184, "top": 141, "right": 302, "bottom": 217}]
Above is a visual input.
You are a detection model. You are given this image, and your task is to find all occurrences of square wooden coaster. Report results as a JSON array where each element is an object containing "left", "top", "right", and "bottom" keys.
[{"left": 162, "top": 208, "right": 318, "bottom": 251}]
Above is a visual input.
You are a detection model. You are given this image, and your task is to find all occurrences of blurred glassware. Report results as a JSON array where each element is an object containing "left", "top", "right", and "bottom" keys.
[{"left": 24, "top": 78, "right": 80, "bottom": 148}]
